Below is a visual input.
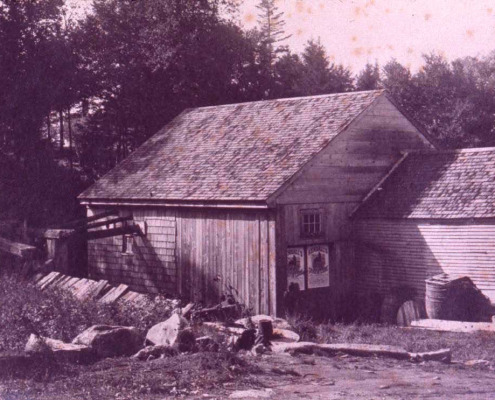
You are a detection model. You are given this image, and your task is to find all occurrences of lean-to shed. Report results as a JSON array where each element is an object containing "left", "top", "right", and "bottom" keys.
[
  {"left": 353, "top": 147, "right": 495, "bottom": 303},
  {"left": 78, "top": 90, "right": 433, "bottom": 316}
]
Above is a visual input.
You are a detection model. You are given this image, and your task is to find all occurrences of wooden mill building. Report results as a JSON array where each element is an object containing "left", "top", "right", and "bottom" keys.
[{"left": 79, "top": 89, "right": 438, "bottom": 316}]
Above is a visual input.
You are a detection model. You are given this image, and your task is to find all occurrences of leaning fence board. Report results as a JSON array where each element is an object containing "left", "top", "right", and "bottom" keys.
[
  {"left": 39, "top": 272, "right": 61, "bottom": 290},
  {"left": 99, "top": 284, "right": 129, "bottom": 304},
  {"left": 36, "top": 272, "right": 58, "bottom": 288}
]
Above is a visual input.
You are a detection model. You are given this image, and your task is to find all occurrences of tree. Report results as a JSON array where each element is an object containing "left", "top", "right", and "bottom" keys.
[
  {"left": 0, "top": 0, "right": 65, "bottom": 163},
  {"left": 298, "top": 39, "right": 353, "bottom": 96},
  {"left": 255, "top": 0, "right": 290, "bottom": 69},
  {"left": 75, "top": 0, "right": 257, "bottom": 177},
  {"left": 356, "top": 62, "right": 381, "bottom": 91}
]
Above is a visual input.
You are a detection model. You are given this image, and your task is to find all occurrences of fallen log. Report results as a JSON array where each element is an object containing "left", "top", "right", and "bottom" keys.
[{"left": 272, "top": 342, "right": 451, "bottom": 363}]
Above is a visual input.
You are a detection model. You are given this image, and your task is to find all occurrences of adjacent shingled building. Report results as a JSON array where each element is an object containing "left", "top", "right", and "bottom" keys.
[
  {"left": 354, "top": 147, "right": 495, "bottom": 304},
  {"left": 355, "top": 147, "right": 495, "bottom": 219}
]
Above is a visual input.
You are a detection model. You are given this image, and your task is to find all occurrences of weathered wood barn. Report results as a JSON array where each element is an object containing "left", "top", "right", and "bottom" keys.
[
  {"left": 78, "top": 89, "right": 436, "bottom": 316},
  {"left": 353, "top": 147, "right": 495, "bottom": 303}
]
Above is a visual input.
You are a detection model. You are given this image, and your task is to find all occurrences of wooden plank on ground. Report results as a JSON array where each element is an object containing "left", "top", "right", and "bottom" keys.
[
  {"left": 39, "top": 272, "right": 61, "bottom": 290},
  {"left": 410, "top": 319, "right": 495, "bottom": 333},
  {"left": 36, "top": 271, "right": 57, "bottom": 288},
  {"left": 99, "top": 284, "right": 129, "bottom": 304},
  {"left": 89, "top": 280, "right": 110, "bottom": 299}
]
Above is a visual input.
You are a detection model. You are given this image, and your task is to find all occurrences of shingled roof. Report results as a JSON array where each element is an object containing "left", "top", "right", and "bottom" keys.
[
  {"left": 79, "top": 90, "right": 385, "bottom": 203},
  {"left": 354, "top": 147, "right": 495, "bottom": 219}
]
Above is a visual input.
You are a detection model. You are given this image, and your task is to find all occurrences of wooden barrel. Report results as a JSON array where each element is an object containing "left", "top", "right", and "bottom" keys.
[{"left": 425, "top": 278, "right": 449, "bottom": 319}]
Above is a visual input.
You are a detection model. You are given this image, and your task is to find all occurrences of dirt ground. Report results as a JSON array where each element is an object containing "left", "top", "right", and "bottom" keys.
[
  {"left": 231, "top": 353, "right": 495, "bottom": 400},
  {"left": 2, "top": 351, "right": 495, "bottom": 400}
]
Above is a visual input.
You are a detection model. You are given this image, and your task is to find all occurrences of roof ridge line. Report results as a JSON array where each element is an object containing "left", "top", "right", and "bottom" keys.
[{"left": 191, "top": 90, "right": 385, "bottom": 111}]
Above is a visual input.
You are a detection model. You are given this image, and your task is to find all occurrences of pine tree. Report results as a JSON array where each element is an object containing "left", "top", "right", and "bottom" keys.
[
  {"left": 356, "top": 62, "right": 381, "bottom": 91},
  {"left": 256, "top": 0, "right": 290, "bottom": 68}
]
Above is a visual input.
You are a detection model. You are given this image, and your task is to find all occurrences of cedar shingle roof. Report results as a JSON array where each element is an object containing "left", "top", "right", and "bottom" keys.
[
  {"left": 355, "top": 147, "right": 495, "bottom": 219},
  {"left": 79, "top": 90, "right": 384, "bottom": 202}
]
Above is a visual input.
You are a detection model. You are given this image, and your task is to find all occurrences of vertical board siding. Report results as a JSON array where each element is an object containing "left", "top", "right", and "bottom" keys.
[
  {"left": 177, "top": 209, "right": 276, "bottom": 314},
  {"left": 354, "top": 219, "right": 495, "bottom": 302},
  {"left": 87, "top": 207, "right": 177, "bottom": 294}
]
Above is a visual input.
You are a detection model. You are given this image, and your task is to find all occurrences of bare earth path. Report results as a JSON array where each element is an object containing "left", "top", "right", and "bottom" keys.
[{"left": 213, "top": 354, "right": 495, "bottom": 400}]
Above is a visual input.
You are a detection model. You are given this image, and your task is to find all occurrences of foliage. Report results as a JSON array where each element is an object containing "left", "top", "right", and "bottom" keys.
[
  {"left": 356, "top": 62, "right": 381, "bottom": 91},
  {"left": 0, "top": 273, "right": 176, "bottom": 351}
]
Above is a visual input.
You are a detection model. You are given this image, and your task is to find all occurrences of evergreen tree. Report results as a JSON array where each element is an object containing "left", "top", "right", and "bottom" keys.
[{"left": 356, "top": 62, "right": 381, "bottom": 91}]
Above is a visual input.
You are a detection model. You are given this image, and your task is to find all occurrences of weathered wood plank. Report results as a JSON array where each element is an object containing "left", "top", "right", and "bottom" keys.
[{"left": 0, "top": 237, "right": 36, "bottom": 259}]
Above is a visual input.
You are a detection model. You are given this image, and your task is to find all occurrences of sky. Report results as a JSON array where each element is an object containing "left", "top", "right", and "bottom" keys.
[
  {"left": 237, "top": 0, "right": 495, "bottom": 72},
  {"left": 68, "top": 0, "right": 495, "bottom": 73}
]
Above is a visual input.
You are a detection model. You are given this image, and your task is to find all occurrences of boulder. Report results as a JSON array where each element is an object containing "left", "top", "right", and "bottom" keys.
[
  {"left": 236, "top": 315, "right": 292, "bottom": 331},
  {"left": 25, "top": 334, "right": 95, "bottom": 364},
  {"left": 235, "top": 328, "right": 256, "bottom": 351},
  {"left": 196, "top": 336, "right": 219, "bottom": 352},
  {"left": 146, "top": 313, "right": 189, "bottom": 346},
  {"left": 72, "top": 325, "right": 144, "bottom": 358},
  {"left": 131, "top": 345, "right": 178, "bottom": 361},
  {"left": 176, "top": 329, "right": 196, "bottom": 352},
  {"left": 272, "top": 328, "right": 300, "bottom": 343}
]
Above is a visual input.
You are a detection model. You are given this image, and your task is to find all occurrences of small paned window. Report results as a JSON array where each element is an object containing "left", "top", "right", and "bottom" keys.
[
  {"left": 122, "top": 234, "right": 133, "bottom": 255},
  {"left": 300, "top": 209, "right": 323, "bottom": 238}
]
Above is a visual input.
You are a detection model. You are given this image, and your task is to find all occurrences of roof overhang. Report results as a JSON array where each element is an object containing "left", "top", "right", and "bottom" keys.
[{"left": 79, "top": 197, "right": 272, "bottom": 210}]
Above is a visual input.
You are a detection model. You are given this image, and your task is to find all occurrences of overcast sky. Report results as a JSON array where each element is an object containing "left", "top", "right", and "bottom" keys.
[
  {"left": 237, "top": 0, "right": 495, "bottom": 72},
  {"left": 68, "top": 0, "right": 495, "bottom": 73}
]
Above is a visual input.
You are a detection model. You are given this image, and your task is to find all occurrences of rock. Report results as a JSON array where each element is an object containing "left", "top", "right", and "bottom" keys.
[
  {"left": 25, "top": 334, "right": 95, "bottom": 364},
  {"left": 236, "top": 315, "right": 292, "bottom": 331},
  {"left": 465, "top": 359, "right": 490, "bottom": 367},
  {"left": 146, "top": 314, "right": 189, "bottom": 347},
  {"left": 229, "top": 389, "right": 275, "bottom": 398},
  {"left": 72, "top": 325, "right": 143, "bottom": 358},
  {"left": 272, "top": 328, "right": 300, "bottom": 343},
  {"left": 252, "top": 343, "right": 270, "bottom": 355},
  {"left": 131, "top": 345, "right": 178, "bottom": 361},
  {"left": 235, "top": 328, "right": 256, "bottom": 351},
  {"left": 176, "top": 329, "right": 196, "bottom": 352},
  {"left": 196, "top": 336, "right": 219, "bottom": 352}
]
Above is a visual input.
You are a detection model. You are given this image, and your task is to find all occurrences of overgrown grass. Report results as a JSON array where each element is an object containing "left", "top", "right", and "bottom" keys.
[
  {"left": 287, "top": 314, "right": 495, "bottom": 363},
  {"left": 1, "top": 351, "right": 261, "bottom": 400},
  {"left": 0, "top": 272, "right": 176, "bottom": 352}
]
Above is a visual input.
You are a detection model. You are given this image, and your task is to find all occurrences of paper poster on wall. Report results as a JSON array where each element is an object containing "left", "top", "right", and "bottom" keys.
[
  {"left": 287, "top": 247, "right": 305, "bottom": 290},
  {"left": 307, "top": 244, "right": 330, "bottom": 288}
]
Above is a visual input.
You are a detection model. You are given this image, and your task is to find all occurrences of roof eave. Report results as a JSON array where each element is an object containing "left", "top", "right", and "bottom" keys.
[{"left": 79, "top": 197, "right": 271, "bottom": 210}]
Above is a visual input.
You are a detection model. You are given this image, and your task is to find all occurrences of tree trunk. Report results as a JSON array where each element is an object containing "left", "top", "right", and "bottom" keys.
[
  {"left": 59, "top": 109, "right": 64, "bottom": 151},
  {"left": 67, "top": 106, "right": 73, "bottom": 170},
  {"left": 47, "top": 114, "right": 51, "bottom": 141}
]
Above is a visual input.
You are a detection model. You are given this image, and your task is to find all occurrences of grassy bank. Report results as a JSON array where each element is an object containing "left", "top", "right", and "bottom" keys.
[{"left": 0, "top": 272, "right": 175, "bottom": 351}]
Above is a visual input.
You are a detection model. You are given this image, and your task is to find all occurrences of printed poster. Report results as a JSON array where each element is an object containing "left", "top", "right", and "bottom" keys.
[
  {"left": 287, "top": 247, "right": 305, "bottom": 290},
  {"left": 307, "top": 244, "right": 330, "bottom": 288}
]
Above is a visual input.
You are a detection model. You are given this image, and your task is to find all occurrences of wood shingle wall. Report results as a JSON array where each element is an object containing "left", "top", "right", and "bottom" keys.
[{"left": 87, "top": 208, "right": 177, "bottom": 294}]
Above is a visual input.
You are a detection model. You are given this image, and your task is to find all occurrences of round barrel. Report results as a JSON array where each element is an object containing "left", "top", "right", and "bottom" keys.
[{"left": 425, "top": 280, "right": 449, "bottom": 319}]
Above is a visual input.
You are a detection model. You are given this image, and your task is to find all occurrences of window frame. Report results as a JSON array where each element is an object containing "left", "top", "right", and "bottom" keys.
[{"left": 299, "top": 208, "right": 324, "bottom": 239}]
